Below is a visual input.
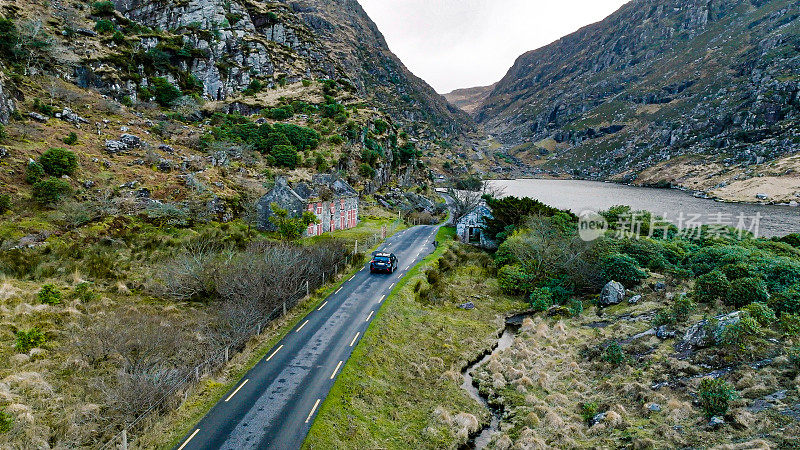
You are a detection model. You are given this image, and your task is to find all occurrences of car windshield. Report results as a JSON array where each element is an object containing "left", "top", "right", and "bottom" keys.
[{"left": 375, "top": 256, "right": 390, "bottom": 262}]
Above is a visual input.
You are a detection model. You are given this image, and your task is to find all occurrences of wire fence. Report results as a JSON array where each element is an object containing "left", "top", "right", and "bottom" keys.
[{"left": 99, "top": 227, "right": 395, "bottom": 449}]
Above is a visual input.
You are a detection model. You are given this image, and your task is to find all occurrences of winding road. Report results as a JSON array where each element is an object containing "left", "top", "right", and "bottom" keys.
[{"left": 174, "top": 224, "right": 440, "bottom": 450}]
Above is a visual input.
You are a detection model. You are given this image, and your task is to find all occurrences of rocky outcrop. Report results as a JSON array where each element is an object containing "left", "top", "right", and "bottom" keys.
[
  {"left": 443, "top": 83, "right": 497, "bottom": 116},
  {"left": 92, "top": 0, "right": 469, "bottom": 137},
  {"left": 0, "top": 77, "right": 15, "bottom": 125},
  {"left": 599, "top": 281, "right": 625, "bottom": 306},
  {"left": 475, "top": 0, "right": 800, "bottom": 179}
]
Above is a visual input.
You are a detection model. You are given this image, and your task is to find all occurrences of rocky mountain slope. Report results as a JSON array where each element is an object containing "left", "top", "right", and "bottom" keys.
[
  {"left": 443, "top": 83, "right": 496, "bottom": 115},
  {"left": 470, "top": 0, "right": 800, "bottom": 201}
]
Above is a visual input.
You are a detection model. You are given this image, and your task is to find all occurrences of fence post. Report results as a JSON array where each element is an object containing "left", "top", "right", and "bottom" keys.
[
  {"left": 225, "top": 346, "right": 229, "bottom": 363},
  {"left": 195, "top": 366, "right": 200, "bottom": 381},
  {"left": 257, "top": 322, "right": 261, "bottom": 334},
  {"left": 283, "top": 301, "right": 287, "bottom": 316},
  {"left": 354, "top": 240, "right": 358, "bottom": 255},
  {"left": 322, "top": 272, "right": 325, "bottom": 285},
  {"left": 335, "top": 263, "right": 338, "bottom": 275},
  {"left": 121, "top": 428, "right": 127, "bottom": 450},
  {"left": 305, "top": 280, "right": 309, "bottom": 297}
]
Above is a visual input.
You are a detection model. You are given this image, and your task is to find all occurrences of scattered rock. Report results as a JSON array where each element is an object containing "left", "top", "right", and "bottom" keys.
[
  {"left": 547, "top": 305, "right": 572, "bottom": 317},
  {"left": 105, "top": 140, "right": 127, "bottom": 154},
  {"left": 119, "top": 181, "right": 138, "bottom": 189},
  {"left": 590, "top": 412, "right": 606, "bottom": 426},
  {"left": 157, "top": 159, "right": 173, "bottom": 172},
  {"left": 647, "top": 403, "right": 662, "bottom": 412},
  {"left": 158, "top": 144, "right": 175, "bottom": 153},
  {"left": 82, "top": 180, "right": 95, "bottom": 189},
  {"left": 76, "top": 28, "right": 97, "bottom": 37},
  {"left": 676, "top": 312, "right": 741, "bottom": 353},
  {"left": 656, "top": 325, "right": 676, "bottom": 340},
  {"left": 56, "top": 107, "right": 88, "bottom": 124},
  {"left": 599, "top": 281, "right": 625, "bottom": 306},
  {"left": 27, "top": 112, "right": 48, "bottom": 123},
  {"left": 755, "top": 193, "right": 769, "bottom": 200},
  {"left": 709, "top": 416, "right": 725, "bottom": 428},
  {"left": 0, "top": 147, "right": 8, "bottom": 158},
  {"left": 628, "top": 294, "right": 642, "bottom": 304},
  {"left": 652, "top": 282, "right": 666, "bottom": 291},
  {"left": 136, "top": 188, "right": 150, "bottom": 198},
  {"left": 120, "top": 133, "right": 142, "bottom": 148},
  {"left": 457, "top": 301, "right": 475, "bottom": 310}
]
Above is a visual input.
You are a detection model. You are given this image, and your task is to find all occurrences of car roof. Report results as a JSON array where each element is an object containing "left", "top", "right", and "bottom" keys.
[{"left": 374, "top": 252, "right": 394, "bottom": 257}]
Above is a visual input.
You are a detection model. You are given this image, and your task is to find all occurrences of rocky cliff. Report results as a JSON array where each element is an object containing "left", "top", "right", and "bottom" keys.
[
  {"left": 474, "top": 0, "right": 800, "bottom": 185},
  {"left": 90, "top": 0, "right": 470, "bottom": 137},
  {"left": 443, "top": 83, "right": 496, "bottom": 115}
]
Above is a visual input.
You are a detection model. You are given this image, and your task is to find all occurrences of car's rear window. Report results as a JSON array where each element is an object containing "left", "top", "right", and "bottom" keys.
[{"left": 375, "top": 256, "right": 390, "bottom": 262}]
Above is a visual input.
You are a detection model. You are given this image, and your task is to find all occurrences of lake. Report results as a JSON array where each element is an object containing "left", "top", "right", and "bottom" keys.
[{"left": 486, "top": 179, "right": 800, "bottom": 238}]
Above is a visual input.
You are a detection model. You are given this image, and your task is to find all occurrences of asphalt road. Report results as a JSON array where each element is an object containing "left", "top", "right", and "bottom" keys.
[{"left": 175, "top": 224, "right": 440, "bottom": 450}]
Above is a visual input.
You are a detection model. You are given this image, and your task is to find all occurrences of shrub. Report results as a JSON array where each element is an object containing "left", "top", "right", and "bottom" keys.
[
  {"left": 580, "top": 402, "right": 599, "bottom": 424},
  {"left": 600, "top": 254, "right": 647, "bottom": 288},
  {"left": 602, "top": 342, "right": 625, "bottom": 365},
  {"left": 0, "top": 409, "right": 12, "bottom": 433},
  {"left": 498, "top": 264, "right": 531, "bottom": 294},
  {"left": 94, "top": 19, "right": 115, "bottom": 34},
  {"left": 530, "top": 287, "right": 553, "bottom": 312},
  {"left": 329, "top": 135, "right": 344, "bottom": 145},
  {"left": 726, "top": 277, "right": 769, "bottom": 308},
  {"left": 741, "top": 302, "right": 776, "bottom": 326},
  {"left": 789, "top": 346, "right": 800, "bottom": 369},
  {"left": 780, "top": 313, "right": 800, "bottom": 336},
  {"left": 14, "top": 328, "right": 46, "bottom": 352},
  {"left": 39, "top": 147, "right": 78, "bottom": 176},
  {"left": 151, "top": 77, "right": 183, "bottom": 107},
  {"left": 272, "top": 145, "right": 299, "bottom": 168},
  {"left": 719, "top": 313, "right": 761, "bottom": 351},
  {"left": 568, "top": 298, "right": 584, "bottom": 317},
  {"left": 32, "top": 178, "right": 72, "bottom": 204},
  {"left": 693, "top": 270, "right": 730, "bottom": 303},
  {"left": 425, "top": 268, "right": 441, "bottom": 286},
  {"left": 769, "top": 288, "right": 800, "bottom": 315},
  {"left": 722, "top": 263, "right": 755, "bottom": 281},
  {"left": 698, "top": 378, "right": 737, "bottom": 418},
  {"left": 359, "top": 163, "right": 376, "bottom": 179},
  {"left": 0, "top": 194, "right": 10, "bottom": 214},
  {"left": 38, "top": 284, "right": 62, "bottom": 305},
  {"left": 672, "top": 294, "right": 696, "bottom": 323},
  {"left": 25, "top": 160, "right": 45, "bottom": 184},
  {"left": 91, "top": 1, "right": 116, "bottom": 15},
  {"left": 63, "top": 131, "right": 78, "bottom": 145},
  {"left": 71, "top": 282, "right": 98, "bottom": 302}
]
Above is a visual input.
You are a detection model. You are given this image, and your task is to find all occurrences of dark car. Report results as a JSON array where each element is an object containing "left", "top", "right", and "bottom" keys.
[{"left": 370, "top": 252, "right": 398, "bottom": 274}]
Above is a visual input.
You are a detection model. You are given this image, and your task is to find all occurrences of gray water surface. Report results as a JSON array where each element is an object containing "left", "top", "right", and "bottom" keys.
[{"left": 487, "top": 179, "right": 800, "bottom": 238}]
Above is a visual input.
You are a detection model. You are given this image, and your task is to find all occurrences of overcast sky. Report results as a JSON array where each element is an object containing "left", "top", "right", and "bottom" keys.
[{"left": 358, "top": 0, "right": 630, "bottom": 94}]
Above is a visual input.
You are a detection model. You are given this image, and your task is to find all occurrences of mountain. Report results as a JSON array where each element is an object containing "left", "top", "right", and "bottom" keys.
[
  {"left": 472, "top": 0, "right": 800, "bottom": 201},
  {"left": 443, "top": 83, "right": 496, "bottom": 115}
]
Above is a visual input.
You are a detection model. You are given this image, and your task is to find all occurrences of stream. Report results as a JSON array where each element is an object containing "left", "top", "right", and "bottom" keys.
[{"left": 461, "top": 318, "right": 521, "bottom": 449}]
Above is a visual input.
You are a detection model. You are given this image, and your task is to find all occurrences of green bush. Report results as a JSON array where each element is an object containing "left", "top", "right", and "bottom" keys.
[
  {"left": 726, "top": 277, "right": 769, "bottom": 308},
  {"left": 94, "top": 19, "right": 115, "bottom": 34},
  {"left": 273, "top": 123, "right": 320, "bottom": 150},
  {"left": 780, "top": 313, "right": 800, "bottom": 336},
  {"left": 25, "top": 160, "right": 45, "bottom": 184},
  {"left": 359, "top": 163, "right": 376, "bottom": 179},
  {"left": 719, "top": 313, "right": 761, "bottom": 351},
  {"left": 769, "top": 288, "right": 800, "bottom": 315},
  {"left": 600, "top": 254, "right": 647, "bottom": 288},
  {"left": 671, "top": 294, "right": 696, "bottom": 323},
  {"left": 32, "top": 178, "right": 72, "bottom": 205},
  {"left": 721, "top": 263, "right": 755, "bottom": 281},
  {"left": 112, "top": 30, "right": 125, "bottom": 45},
  {"left": 693, "top": 270, "right": 730, "bottom": 303},
  {"left": 38, "top": 284, "right": 62, "bottom": 305},
  {"left": 269, "top": 106, "right": 293, "bottom": 120},
  {"left": 263, "top": 132, "right": 291, "bottom": 154},
  {"left": 580, "top": 402, "right": 599, "bottom": 424},
  {"left": 39, "top": 147, "right": 78, "bottom": 176},
  {"left": 741, "top": 302, "right": 776, "bottom": 326},
  {"left": 272, "top": 145, "right": 299, "bottom": 168},
  {"left": 0, "top": 409, "right": 12, "bottom": 434},
  {"left": 151, "top": 77, "right": 183, "bottom": 107},
  {"left": 14, "top": 328, "right": 45, "bottom": 352},
  {"left": 0, "top": 194, "right": 10, "bottom": 214},
  {"left": 567, "top": 298, "right": 584, "bottom": 317},
  {"left": 63, "top": 132, "right": 78, "bottom": 145},
  {"left": 602, "top": 342, "right": 625, "bottom": 365},
  {"left": 788, "top": 346, "right": 800, "bottom": 369},
  {"left": 530, "top": 287, "right": 553, "bottom": 312},
  {"left": 619, "top": 238, "right": 671, "bottom": 271},
  {"left": 498, "top": 264, "right": 530, "bottom": 294},
  {"left": 71, "top": 282, "right": 98, "bottom": 302},
  {"left": 688, "top": 246, "right": 755, "bottom": 276},
  {"left": 91, "top": 1, "right": 116, "bottom": 15},
  {"left": 329, "top": 135, "right": 344, "bottom": 145},
  {"left": 698, "top": 378, "right": 737, "bottom": 418}
]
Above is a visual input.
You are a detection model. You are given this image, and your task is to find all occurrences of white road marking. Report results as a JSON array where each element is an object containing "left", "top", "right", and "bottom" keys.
[
  {"left": 350, "top": 332, "right": 360, "bottom": 347},
  {"left": 335, "top": 287, "right": 342, "bottom": 294},
  {"left": 296, "top": 320, "right": 309, "bottom": 332},
  {"left": 405, "top": 266, "right": 410, "bottom": 270},
  {"left": 390, "top": 283, "right": 395, "bottom": 288},
  {"left": 305, "top": 399, "right": 321, "bottom": 423},
  {"left": 349, "top": 275, "right": 355, "bottom": 281},
  {"left": 177, "top": 429, "right": 200, "bottom": 450},
  {"left": 330, "top": 360, "right": 343, "bottom": 379},
  {"left": 365, "top": 310, "right": 374, "bottom": 322},
  {"left": 266, "top": 345, "right": 283, "bottom": 361},
  {"left": 317, "top": 301, "right": 328, "bottom": 311},
  {"left": 225, "top": 379, "right": 249, "bottom": 402},
  {"left": 379, "top": 295, "right": 385, "bottom": 302}
]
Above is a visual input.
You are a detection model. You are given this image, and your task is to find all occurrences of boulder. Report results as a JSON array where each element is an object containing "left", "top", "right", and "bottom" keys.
[
  {"left": 647, "top": 403, "right": 662, "bottom": 412},
  {"left": 457, "top": 301, "right": 475, "bottom": 310},
  {"left": 105, "top": 140, "right": 127, "bottom": 154},
  {"left": 57, "top": 107, "right": 88, "bottom": 124},
  {"left": 599, "top": 281, "right": 625, "bottom": 306},
  {"left": 628, "top": 294, "right": 642, "bottom": 304},
  {"left": 120, "top": 133, "right": 142, "bottom": 147},
  {"left": 709, "top": 416, "right": 725, "bottom": 428},
  {"left": 656, "top": 325, "right": 676, "bottom": 339},
  {"left": 652, "top": 281, "right": 666, "bottom": 291},
  {"left": 28, "top": 112, "right": 48, "bottom": 123},
  {"left": 676, "top": 312, "right": 740, "bottom": 353}
]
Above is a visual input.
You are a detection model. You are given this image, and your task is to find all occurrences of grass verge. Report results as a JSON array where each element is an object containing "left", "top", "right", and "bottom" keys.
[{"left": 304, "top": 228, "right": 526, "bottom": 449}]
